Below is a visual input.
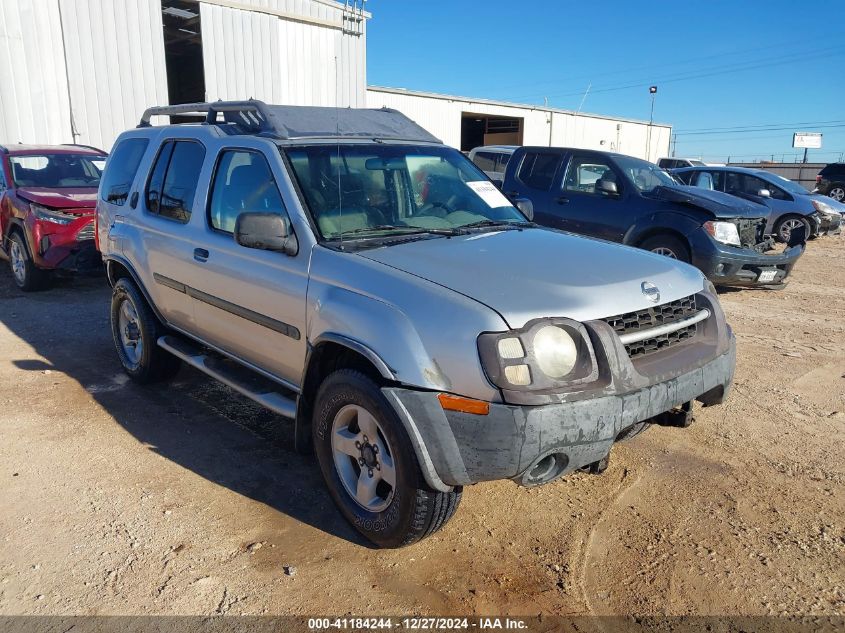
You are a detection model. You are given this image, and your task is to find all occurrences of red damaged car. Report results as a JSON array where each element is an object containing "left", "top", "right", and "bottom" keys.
[{"left": 0, "top": 144, "right": 107, "bottom": 290}]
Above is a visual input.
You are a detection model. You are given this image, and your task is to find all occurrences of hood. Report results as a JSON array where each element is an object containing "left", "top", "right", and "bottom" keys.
[
  {"left": 358, "top": 228, "right": 705, "bottom": 328},
  {"left": 16, "top": 187, "right": 98, "bottom": 210},
  {"left": 653, "top": 185, "right": 766, "bottom": 218}
]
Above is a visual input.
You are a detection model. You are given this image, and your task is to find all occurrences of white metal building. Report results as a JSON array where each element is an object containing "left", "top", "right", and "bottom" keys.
[
  {"left": 0, "top": 0, "right": 367, "bottom": 151},
  {"left": 367, "top": 87, "right": 671, "bottom": 162},
  {"left": 0, "top": 0, "right": 670, "bottom": 160}
]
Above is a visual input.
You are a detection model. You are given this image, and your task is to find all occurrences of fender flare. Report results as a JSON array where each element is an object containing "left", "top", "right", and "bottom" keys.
[{"left": 103, "top": 255, "right": 167, "bottom": 324}]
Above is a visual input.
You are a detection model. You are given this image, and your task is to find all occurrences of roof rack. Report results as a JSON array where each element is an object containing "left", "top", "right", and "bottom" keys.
[
  {"left": 137, "top": 99, "right": 442, "bottom": 144},
  {"left": 139, "top": 100, "right": 276, "bottom": 136},
  {"left": 0, "top": 145, "right": 7, "bottom": 154}
]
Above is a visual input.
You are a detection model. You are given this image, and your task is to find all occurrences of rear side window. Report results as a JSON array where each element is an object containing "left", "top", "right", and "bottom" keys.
[
  {"left": 208, "top": 150, "right": 286, "bottom": 233},
  {"left": 472, "top": 151, "right": 498, "bottom": 172},
  {"left": 518, "top": 152, "right": 561, "bottom": 191},
  {"left": 146, "top": 140, "right": 205, "bottom": 223},
  {"left": 101, "top": 138, "right": 148, "bottom": 206}
]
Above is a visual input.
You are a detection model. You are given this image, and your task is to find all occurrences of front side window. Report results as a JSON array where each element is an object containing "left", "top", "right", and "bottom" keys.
[
  {"left": 10, "top": 153, "right": 104, "bottom": 188},
  {"left": 613, "top": 154, "right": 676, "bottom": 193},
  {"left": 517, "top": 152, "right": 561, "bottom": 191},
  {"left": 563, "top": 156, "right": 614, "bottom": 195},
  {"left": 146, "top": 140, "right": 205, "bottom": 222},
  {"left": 209, "top": 150, "right": 286, "bottom": 232},
  {"left": 285, "top": 144, "right": 526, "bottom": 241},
  {"left": 100, "top": 138, "right": 148, "bottom": 206}
]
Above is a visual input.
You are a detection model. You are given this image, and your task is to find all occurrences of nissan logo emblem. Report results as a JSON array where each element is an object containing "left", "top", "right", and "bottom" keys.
[{"left": 641, "top": 281, "right": 660, "bottom": 303}]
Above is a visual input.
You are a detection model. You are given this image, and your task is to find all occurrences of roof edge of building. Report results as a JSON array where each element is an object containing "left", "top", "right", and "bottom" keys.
[{"left": 367, "top": 85, "right": 672, "bottom": 129}]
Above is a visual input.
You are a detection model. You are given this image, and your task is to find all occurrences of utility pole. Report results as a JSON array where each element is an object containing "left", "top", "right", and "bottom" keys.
[
  {"left": 802, "top": 147, "right": 808, "bottom": 164},
  {"left": 646, "top": 86, "right": 657, "bottom": 161}
]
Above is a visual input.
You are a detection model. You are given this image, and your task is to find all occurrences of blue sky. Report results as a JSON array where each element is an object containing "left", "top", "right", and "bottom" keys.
[{"left": 365, "top": 0, "right": 845, "bottom": 163}]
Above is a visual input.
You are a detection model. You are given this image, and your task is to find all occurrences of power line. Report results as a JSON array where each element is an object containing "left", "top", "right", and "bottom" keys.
[
  {"left": 508, "top": 45, "right": 845, "bottom": 103},
  {"left": 676, "top": 123, "right": 845, "bottom": 137},
  {"left": 676, "top": 119, "right": 845, "bottom": 134}
]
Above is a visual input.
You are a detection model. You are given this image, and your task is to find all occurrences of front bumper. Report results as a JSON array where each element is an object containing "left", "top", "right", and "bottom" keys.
[
  {"left": 30, "top": 218, "right": 101, "bottom": 272},
  {"left": 689, "top": 228, "right": 804, "bottom": 288},
  {"left": 384, "top": 291, "right": 736, "bottom": 490}
]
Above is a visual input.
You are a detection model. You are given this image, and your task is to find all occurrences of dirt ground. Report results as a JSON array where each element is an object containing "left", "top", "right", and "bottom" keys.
[{"left": 0, "top": 235, "right": 843, "bottom": 619}]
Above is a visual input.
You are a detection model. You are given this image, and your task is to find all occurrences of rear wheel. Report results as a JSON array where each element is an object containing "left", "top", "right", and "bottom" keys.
[
  {"left": 313, "top": 369, "right": 462, "bottom": 548},
  {"left": 110, "top": 278, "right": 181, "bottom": 383},
  {"left": 828, "top": 184, "right": 845, "bottom": 202},
  {"left": 639, "top": 234, "right": 691, "bottom": 263},
  {"left": 774, "top": 215, "right": 810, "bottom": 243},
  {"left": 8, "top": 232, "right": 47, "bottom": 291}
]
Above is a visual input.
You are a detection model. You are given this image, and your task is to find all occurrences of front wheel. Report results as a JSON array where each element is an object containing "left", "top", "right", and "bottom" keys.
[
  {"left": 639, "top": 234, "right": 691, "bottom": 263},
  {"left": 774, "top": 215, "right": 811, "bottom": 243},
  {"left": 313, "top": 369, "right": 462, "bottom": 548},
  {"left": 110, "top": 278, "right": 180, "bottom": 383},
  {"left": 8, "top": 232, "right": 47, "bottom": 291}
]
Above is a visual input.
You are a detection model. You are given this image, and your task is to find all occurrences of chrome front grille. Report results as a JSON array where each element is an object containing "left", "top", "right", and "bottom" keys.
[
  {"left": 76, "top": 221, "right": 95, "bottom": 241},
  {"left": 603, "top": 295, "right": 700, "bottom": 359}
]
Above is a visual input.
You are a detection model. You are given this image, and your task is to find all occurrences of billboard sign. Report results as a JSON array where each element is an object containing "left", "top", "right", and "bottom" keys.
[{"left": 793, "top": 132, "right": 822, "bottom": 149}]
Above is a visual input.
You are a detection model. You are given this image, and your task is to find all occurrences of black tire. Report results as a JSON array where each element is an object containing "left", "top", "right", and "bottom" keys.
[
  {"left": 110, "top": 278, "right": 180, "bottom": 384},
  {"left": 7, "top": 231, "right": 47, "bottom": 291},
  {"left": 773, "top": 215, "right": 811, "bottom": 243},
  {"left": 639, "top": 234, "right": 691, "bottom": 263},
  {"left": 312, "top": 369, "right": 462, "bottom": 548}
]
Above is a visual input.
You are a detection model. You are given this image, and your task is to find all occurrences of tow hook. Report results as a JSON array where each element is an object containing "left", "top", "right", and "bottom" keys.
[
  {"left": 654, "top": 401, "right": 694, "bottom": 428},
  {"left": 582, "top": 453, "right": 610, "bottom": 475}
]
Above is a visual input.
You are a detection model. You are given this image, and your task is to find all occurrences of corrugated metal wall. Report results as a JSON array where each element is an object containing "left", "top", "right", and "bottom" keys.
[
  {"left": 0, "top": 0, "right": 168, "bottom": 151},
  {"left": 200, "top": 0, "right": 367, "bottom": 107},
  {"left": 367, "top": 88, "right": 672, "bottom": 162},
  {"left": 0, "top": 0, "right": 73, "bottom": 145}
]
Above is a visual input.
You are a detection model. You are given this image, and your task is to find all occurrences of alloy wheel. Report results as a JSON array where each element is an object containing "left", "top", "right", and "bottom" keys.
[
  {"left": 330, "top": 404, "right": 397, "bottom": 512},
  {"left": 117, "top": 298, "right": 144, "bottom": 367},
  {"left": 779, "top": 218, "right": 805, "bottom": 242},
  {"left": 829, "top": 187, "right": 845, "bottom": 202},
  {"left": 9, "top": 240, "right": 26, "bottom": 285},
  {"left": 651, "top": 246, "right": 678, "bottom": 259}
]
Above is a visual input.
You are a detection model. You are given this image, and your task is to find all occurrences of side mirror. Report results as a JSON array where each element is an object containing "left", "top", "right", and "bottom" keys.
[
  {"left": 235, "top": 212, "right": 297, "bottom": 256},
  {"left": 514, "top": 198, "right": 534, "bottom": 221},
  {"left": 758, "top": 189, "right": 771, "bottom": 198},
  {"left": 597, "top": 179, "right": 620, "bottom": 196}
]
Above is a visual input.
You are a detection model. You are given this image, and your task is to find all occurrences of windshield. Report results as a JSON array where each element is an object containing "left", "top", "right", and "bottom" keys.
[
  {"left": 770, "top": 173, "right": 809, "bottom": 195},
  {"left": 10, "top": 154, "right": 105, "bottom": 188},
  {"left": 285, "top": 144, "right": 527, "bottom": 241},
  {"left": 614, "top": 155, "right": 677, "bottom": 193}
]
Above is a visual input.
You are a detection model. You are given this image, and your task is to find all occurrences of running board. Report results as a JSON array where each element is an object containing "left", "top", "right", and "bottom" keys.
[{"left": 157, "top": 335, "right": 296, "bottom": 419}]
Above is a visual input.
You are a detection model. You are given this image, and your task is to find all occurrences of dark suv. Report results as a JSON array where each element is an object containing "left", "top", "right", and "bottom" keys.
[
  {"left": 815, "top": 163, "right": 845, "bottom": 202},
  {"left": 0, "top": 144, "right": 107, "bottom": 290},
  {"left": 501, "top": 147, "right": 805, "bottom": 289}
]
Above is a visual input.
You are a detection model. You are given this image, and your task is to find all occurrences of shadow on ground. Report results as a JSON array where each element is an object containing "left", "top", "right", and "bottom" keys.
[{"left": 0, "top": 264, "right": 369, "bottom": 547}]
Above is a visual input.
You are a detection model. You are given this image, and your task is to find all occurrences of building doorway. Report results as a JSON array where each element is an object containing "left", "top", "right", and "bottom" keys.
[
  {"left": 460, "top": 113, "right": 523, "bottom": 151},
  {"left": 162, "top": 0, "right": 206, "bottom": 105}
]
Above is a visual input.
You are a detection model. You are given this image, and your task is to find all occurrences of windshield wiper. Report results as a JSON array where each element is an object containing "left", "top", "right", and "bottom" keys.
[
  {"left": 458, "top": 219, "right": 533, "bottom": 230},
  {"left": 329, "top": 224, "right": 463, "bottom": 239}
]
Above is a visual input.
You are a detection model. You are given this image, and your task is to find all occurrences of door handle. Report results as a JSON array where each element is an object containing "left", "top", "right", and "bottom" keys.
[
  {"left": 193, "top": 248, "right": 209, "bottom": 262},
  {"left": 555, "top": 196, "right": 569, "bottom": 204}
]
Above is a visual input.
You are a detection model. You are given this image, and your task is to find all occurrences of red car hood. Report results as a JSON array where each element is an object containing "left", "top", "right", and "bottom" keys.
[{"left": 17, "top": 187, "right": 98, "bottom": 210}]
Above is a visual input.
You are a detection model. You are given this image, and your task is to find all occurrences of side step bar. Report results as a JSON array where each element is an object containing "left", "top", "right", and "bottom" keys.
[{"left": 158, "top": 335, "right": 296, "bottom": 419}]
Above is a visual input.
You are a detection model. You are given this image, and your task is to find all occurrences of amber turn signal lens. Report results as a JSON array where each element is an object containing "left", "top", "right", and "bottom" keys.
[{"left": 437, "top": 393, "right": 490, "bottom": 415}]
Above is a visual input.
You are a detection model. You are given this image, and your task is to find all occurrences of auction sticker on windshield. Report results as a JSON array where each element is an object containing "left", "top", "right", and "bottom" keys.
[{"left": 466, "top": 181, "right": 513, "bottom": 208}]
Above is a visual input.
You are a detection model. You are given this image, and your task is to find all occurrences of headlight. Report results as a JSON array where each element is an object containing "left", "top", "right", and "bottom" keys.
[
  {"left": 478, "top": 318, "right": 598, "bottom": 392},
  {"left": 703, "top": 220, "right": 741, "bottom": 246},
  {"left": 533, "top": 325, "right": 577, "bottom": 378},
  {"left": 30, "top": 203, "right": 78, "bottom": 225},
  {"left": 812, "top": 199, "right": 833, "bottom": 217}
]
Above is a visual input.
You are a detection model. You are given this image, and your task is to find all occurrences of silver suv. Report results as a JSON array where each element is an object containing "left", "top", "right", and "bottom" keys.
[{"left": 97, "top": 101, "right": 736, "bottom": 548}]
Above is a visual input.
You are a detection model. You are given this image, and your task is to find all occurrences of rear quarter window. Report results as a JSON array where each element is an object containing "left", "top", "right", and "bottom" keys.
[
  {"left": 100, "top": 138, "right": 149, "bottom": 206},
  {"left": 517, "top": 152, "right": 561, "bottom": 191}
]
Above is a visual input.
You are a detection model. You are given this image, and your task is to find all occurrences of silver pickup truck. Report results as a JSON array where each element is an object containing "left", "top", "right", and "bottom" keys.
[{"left": 97, "top": 101, "right": 736, "bottom": 548}]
